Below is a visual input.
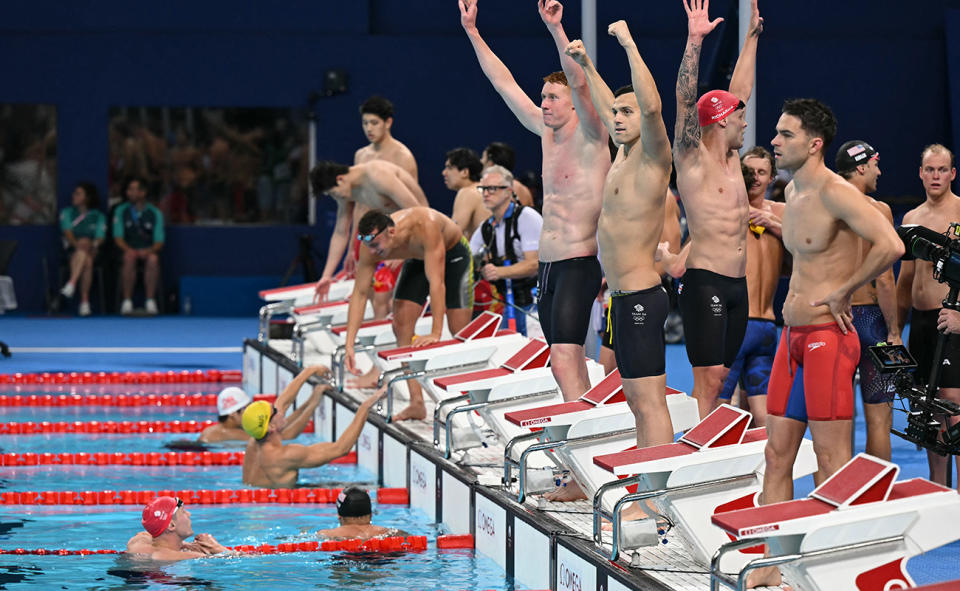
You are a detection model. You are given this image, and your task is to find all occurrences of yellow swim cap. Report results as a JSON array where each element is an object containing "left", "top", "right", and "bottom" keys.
[{"left": 241, "top": 400, "right": 274, "bottom": 440}]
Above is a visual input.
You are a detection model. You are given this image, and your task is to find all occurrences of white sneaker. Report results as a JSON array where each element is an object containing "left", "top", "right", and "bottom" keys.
[
  {"left": 60, "top": 282, "right": 75, "bottom": 298},
  {"left": 78, "top": 302, "right": 91, "bottom": 317},
  {"left": 145, "top": 299, "right": 158, "bottom": 315},
  {"left": 120, "top": 299, "right": 134, "bottom": 315}
]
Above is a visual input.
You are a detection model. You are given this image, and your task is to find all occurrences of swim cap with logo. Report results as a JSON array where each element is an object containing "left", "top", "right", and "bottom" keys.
[
  {"left": 697, "top": 89, "right": 745, "bottom": 127},
  {"left": 241, "top": 400, "right": 274, "bottom": 440},
  {"left": 217, "top": 386, "right": 252, "bottom": 417},
  {"left": 336, "top": 487, "right": 372, "bottom": 518},
  {"left": 142, "top": 496, "right": 180, "bottom": 537}
]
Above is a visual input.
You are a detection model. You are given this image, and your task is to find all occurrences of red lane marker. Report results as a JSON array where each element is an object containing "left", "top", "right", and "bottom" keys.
[
  {"left": 0, "top": 486, "right": 407, "bottom": 506},
  {"left": 0, "top": 369, "right": 241, "bottom": 386},
  {"left": 0, "top": 417, "right": 309, "bottom": 436},
  {"left": 436, "top": 534, "right": 474, "bottom": 549}
]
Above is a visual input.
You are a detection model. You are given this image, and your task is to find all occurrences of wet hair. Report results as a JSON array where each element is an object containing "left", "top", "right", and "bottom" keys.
[
  {"left": 74, "top": 181, "right": 100, "bottom": 209},
  {"left": 542, "top": 71, "right": 569, "bottom": 87},
  {"left": 484, "top": 142, "right": 516, "bottom": 170},
  {"left": 481, "top": 164, "right": 514, "bottom": 186},
  {"left": 309, "top": 161, "right": 350, "bottom": 195},
  {"left": 613, "top": 85, "right": 634, "bottom": 98},
  {"left": 921, "top": 144, "right": 956, "bottom": 168},
  {"left": 445, "top": 147, "right": 483, "bottom": 182},
  {"left": 741, "top": 146, "right": 777, "bottom": 178},
  {"left": 357, "top": 210, "right": 395, "bottom": 237},
  {"left": 781, "top": 98, "right": 837, "bottom": 151},
  {"left": 359, "top": 96, "right": 394, "bottom": 121}
]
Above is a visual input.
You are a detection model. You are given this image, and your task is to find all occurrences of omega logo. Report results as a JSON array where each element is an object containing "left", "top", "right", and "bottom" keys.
[
  {"left": 412, "top": 466, "right": 428, "bottom": 490},
  {"left": 360, "top": 433, "right": 371, "bottom": 451},
  {"left": 477, "top": 510, "right": 496, "bottom": 538},
  {"left": 558, "top": 563, "right": 583, "bottom": 591}
]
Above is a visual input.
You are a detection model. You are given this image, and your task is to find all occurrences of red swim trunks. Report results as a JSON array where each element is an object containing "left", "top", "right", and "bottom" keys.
[
  {"left": 767, "top": 322, "right": 860, "bottom": 421},
  {"left": 373, "top": 261, "right": 400, "bottom": 294}
]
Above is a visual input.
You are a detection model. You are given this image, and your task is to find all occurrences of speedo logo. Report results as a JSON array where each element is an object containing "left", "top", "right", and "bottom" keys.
[
  {"left": 808, "top": 341, "right": 827, "bottom": 351},
  {"left": 521, "top": 417, "right": 552, "bottom": 427}
]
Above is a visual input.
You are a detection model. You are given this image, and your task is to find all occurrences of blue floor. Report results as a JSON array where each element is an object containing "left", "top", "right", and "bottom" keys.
[{"left": 0, "top": 316, "right": 957, "bottom": 583}]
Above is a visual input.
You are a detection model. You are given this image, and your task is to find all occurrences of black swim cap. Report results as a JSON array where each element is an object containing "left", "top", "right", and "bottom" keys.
[{"left": 336, "top": 487, "right": 371, "bottom": 518}]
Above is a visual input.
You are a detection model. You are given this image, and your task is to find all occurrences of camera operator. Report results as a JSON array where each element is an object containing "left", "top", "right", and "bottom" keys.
[
  {"left": 469, "top": 165, "right": 542, "bottom": 336},
  {"left": 896, "top": 143, "right": 960, "bottom": 491}
]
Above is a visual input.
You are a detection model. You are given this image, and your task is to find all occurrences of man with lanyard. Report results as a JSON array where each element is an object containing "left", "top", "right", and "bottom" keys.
[
  {"left": 469, "top": 165, "right": 543, "bottom": 335},
  {"left": 113, "top": 178, "right": 164, "bottom": 315}
]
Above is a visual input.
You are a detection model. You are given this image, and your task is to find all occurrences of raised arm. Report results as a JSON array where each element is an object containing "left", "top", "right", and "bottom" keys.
[
  {"left": 460, "top": 0, "right": 544, "bottom": 135},
  {"left": 283, "top": 394, "right": 382, "bottom": 469},
  {"left": 563, "top": 40, "right": 616, "bottom": 138},
  {"left": 280, "top": 384, "right": 329, "bottom": 439},
  {"left": 674, "top": 0, "right": 724, "bottom": 159},
  {"left": 539, "top": 0, "right": 606, "bottom": 140},
  {"left": 611, "top": 20, "right": 671, "bottom": 166},
  {"left": 728, "top": 0, "right": 763, "bottom": 103},
  {"left": 276, "top": 364, "right": 329, "bottom": 415}
]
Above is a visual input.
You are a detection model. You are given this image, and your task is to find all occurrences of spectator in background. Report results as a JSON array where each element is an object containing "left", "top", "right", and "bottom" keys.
[
  {"left": 114, "top": 177, "right": 164, "bottom": 315},
  {"left": 59, "top": 181, "right": 106, "bottom": 316},
  {"left": 481, "top": 141, "right": 534, "bottom": 208}
]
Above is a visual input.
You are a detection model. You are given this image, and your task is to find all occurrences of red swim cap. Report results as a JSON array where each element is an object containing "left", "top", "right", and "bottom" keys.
[
  {"left": 697, "top": 89, "right": 745, "bottom": 127},
  {"left": 142, "top": 496, "right": 179, "bottom": 537}
]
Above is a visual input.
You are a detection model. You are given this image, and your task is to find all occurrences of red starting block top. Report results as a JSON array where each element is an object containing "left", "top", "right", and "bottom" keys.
[
  {"left": 377, "top": 311, "right": 502, "bottom": 361},
  {"left": 712, "top": 498, "right": 835, "bottom": 537},
  {"left": 811, "top": 454, "right": 899, "bottom": 508},
  {"left": 259, "top": 281, "right": 319, "bottom": 299},
  {"left": 293, "top": 300, "right": 348, "bottom": 315},
  {"left": 331, "top": 319, "right": 393, "bottom": 336},
  {"left": 679, "top": 404, "right": 751, "bottom": 450},
  {"left": 593, "top": 442, "right": 698, "bottom": 472},
  {"left": 504, "top": 370, "right": 624, "bottom": 427},
  {"left": 433, "top": 338, "right": 550, "bottom": 390}
]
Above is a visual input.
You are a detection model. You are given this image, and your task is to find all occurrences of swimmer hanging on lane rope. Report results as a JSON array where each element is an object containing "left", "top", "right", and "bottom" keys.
[
  {"left": 126, "top": 496, "right": 231, "bottom": 561},
  {"left": 316, "top": 487, "right": 406, "bottom": 541}
]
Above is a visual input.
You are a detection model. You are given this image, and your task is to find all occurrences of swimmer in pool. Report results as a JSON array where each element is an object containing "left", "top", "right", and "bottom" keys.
[
  {"left": 242, "top": 384, "right": 387, "bottom": 489},
  {"left": 316, "top": 487, "right": 400, "bottom": 541},
  {"left": 126, "top": 496, "right": 229, "bottom": 560},
  {"left": 198, "top": 365, "right": 329, "bottom": 444}
]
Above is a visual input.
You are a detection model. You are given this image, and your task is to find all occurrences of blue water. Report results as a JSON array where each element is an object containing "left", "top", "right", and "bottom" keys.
[{"left": 0, "top": 505, "right": 522, "bottom": 590}]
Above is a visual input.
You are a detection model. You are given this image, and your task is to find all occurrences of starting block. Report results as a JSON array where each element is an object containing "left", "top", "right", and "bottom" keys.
[
  {"left": 710, "top": 453, "right": 960, "bottom": 591},
  {"left": 257, "top": 273, "right": 354, "bottom": 344},
  {"left": 373, "top": 313, "right": 537, "bottom": 421},
  {"left": 501, "top": 370, "right": 699, "bottom": 503},
  {"left": 589, "top": 404, "right": 815, "bottom": 570}
]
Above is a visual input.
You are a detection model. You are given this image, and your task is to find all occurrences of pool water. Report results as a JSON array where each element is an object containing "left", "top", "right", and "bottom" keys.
[
  {"left": 0, "top": 505, "right": 521, "bottom": 590},
  {"left": 0, "top": 384, "right": 527, "bottom": 590}
]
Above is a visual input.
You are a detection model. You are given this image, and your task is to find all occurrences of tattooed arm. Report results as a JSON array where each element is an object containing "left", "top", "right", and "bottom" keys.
[{"left": 674, "top": 0, "right": 724, "bottom": 159}]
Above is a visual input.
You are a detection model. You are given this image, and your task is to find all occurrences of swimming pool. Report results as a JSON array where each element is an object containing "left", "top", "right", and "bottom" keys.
[
  {"left": 0, "top": 384, "right": 528, "bottom": 591},
  {"left": 0, "top": 505, "right": 522, "bottom": 590}
]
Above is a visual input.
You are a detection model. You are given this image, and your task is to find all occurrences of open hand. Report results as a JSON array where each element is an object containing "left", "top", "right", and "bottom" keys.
[
  {"left": 313, "top": 278, "right": 332, "bottom": 303},
  {"left": 683, "top": 0, "right": 724, "bottom": 40},
  {"left": 811, "top": 290, "right": 854, "bottom": 334}
]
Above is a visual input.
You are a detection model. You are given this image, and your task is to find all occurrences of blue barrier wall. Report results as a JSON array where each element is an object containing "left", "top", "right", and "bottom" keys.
[{"left": 0, "top": 0, "right": 951, "bottom": 314}]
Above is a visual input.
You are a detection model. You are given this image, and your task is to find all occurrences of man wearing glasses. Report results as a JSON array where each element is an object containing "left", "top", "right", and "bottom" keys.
[
  {"left": 343, "top": 207, "right": 475, "bottom": 421},
  {"left": 126, "top": 496, "right": 230, "bottom": 560},
  {"left": 309, "top": 159, "right": 428, "bottom": 307},
  {"left": 241, "top": 365, "right": 382, "bottom": 488},
  {"left": 470, "top": 165, "right": 542, "bottom": 335}
]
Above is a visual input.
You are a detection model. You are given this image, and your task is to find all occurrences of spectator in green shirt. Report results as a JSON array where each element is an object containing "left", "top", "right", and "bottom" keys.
[
  {"left": 59, "top": 181, "right": 106, "bottom": 316},
  {"left": 113, "top": 178, "right": 164, "bottom": 315}
]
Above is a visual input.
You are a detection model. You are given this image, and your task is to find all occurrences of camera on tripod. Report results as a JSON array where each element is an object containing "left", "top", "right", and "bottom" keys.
[{"left": 872, "top": 222, "right": 960, "bottom": 456}]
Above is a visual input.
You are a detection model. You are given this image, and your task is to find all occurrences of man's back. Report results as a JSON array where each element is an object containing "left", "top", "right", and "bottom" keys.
[
  {"left": 354, "top": 137, "right": 418, "bottom": 181},
  {"left": 242, "top": 437, "right": 298, "bottom": 489}
]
